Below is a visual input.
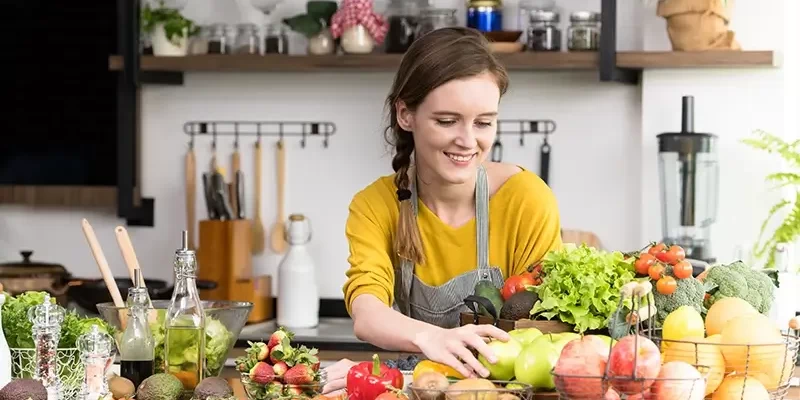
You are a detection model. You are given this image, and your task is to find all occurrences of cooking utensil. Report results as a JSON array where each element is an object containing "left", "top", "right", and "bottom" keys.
[
  {"left": 236, "top": 170, "right": 245, "bottom": 219},
  {"left": 540, "top": 134, "right": 551, "bottom": 184},
  {"left": 231, "top": 139, "right": 241, "bottom": 218},
  {"left": 114, "top": 226, "right": 148, "bottom": 288},
  {"left": 0, "top": 251, "right": 72, "bottom": 301},
  {"left": 80, "top": 218, "right": 125, "bottom": 308},
  {"left": 270, "top": 139, "right": 288, "bottom": 253},
  {"left": 186, "top": 141, "right": 196, "bottom": 249},
  {"left": 69, "top": 278, "right": 217, "bottom": 315},
  {"left": 212, "top": 172, "right": 234, "bottom": 220},
  {"left": 252, "top": 139, "right": 266, "bottom": 254},
  {"left": 491, "top": 138, "right": 503, "bottom": 162},
  {"left": 202, "top": 172, "right": 217, "bottom": 219}
]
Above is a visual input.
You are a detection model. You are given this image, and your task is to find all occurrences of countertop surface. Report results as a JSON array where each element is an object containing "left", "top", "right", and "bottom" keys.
[{"left": 236, "top": 317, "right": 385, "bottom": 351}]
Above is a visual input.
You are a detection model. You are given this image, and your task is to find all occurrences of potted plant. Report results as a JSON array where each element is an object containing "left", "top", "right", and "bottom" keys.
[
  {"left": 741, "top": 130, "right": 800, "bottom": 269},
  {"left": 283, "top": 1, "right": 338, "bottom": 55},
  {"left": 141, "top": 0, "right": 198, "bottom": 56}
]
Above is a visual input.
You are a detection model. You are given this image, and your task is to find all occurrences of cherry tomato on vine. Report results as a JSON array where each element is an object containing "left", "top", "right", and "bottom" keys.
[
  {"left": 672, "top": 260, "right": 693, "bottom": 279},
  {"left": 658, "top": 245, "right": 686, "bottom": 264},
  {"left": 648, "top": 264, "right": 665, "bottom": 281},
  {"left": 648, "top": 243, "right": 667, "bottom": 257},
  {"left": 657, "top": 276, "right": 677, "bottom": 295},
  {"left": 634, "top": 253, "right": 657, "bottom": 275}
]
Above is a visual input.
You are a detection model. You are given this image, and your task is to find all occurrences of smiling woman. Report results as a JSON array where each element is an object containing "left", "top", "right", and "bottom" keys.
[{"left": 321, "top": 27, "right": 563, "bottom": 395}]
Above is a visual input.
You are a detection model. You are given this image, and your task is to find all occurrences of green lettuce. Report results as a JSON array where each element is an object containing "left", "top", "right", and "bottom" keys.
[{"left": 531, "top": 244, "right": 637, "bottom": 333}]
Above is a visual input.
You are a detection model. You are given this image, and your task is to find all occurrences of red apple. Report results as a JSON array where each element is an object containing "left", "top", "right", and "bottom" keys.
[
  {"left": 607, "top": 335, "right": 662, "bottom": 395},
  {"left": 553, "top": 336, "right": 607, "bottom": 399},
  {"left": 584, "top": 335, "right": 612, "bottom": 361},
  {"left": 649, "top": 361, "right": 705, "bottom": 400},
  {"left": 604, "top": 388, "right": 621, "bottom": 400}
]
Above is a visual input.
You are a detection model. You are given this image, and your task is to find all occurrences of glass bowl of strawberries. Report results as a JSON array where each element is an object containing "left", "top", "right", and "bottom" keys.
[{"left": 236, "top": 327, "right": 326, "bottom": 400}]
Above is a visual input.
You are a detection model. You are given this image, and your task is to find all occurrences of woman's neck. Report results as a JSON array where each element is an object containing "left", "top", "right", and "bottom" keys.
[{"left": 416, "top": 165, "right": 476, "bottom": 227}]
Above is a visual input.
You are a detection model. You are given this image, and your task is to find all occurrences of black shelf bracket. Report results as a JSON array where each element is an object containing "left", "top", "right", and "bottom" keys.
[{"left": 599, "top": 0, "right": 641, "bottom": 85}]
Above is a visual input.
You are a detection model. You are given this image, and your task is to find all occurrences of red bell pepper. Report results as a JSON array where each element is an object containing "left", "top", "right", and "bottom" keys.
[{"left": 346, "top": 354, "right": 404, "bottom": 400}]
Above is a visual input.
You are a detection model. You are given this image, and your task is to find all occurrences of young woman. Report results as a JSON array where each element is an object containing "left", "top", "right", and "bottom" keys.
[{"left": 321, "top": 27, "right": 562, "bottom": 393}]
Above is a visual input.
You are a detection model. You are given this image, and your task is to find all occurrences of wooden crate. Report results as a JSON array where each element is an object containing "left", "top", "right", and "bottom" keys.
[{"left": 459, "top": 313, "right": 574, "bottom": 333}]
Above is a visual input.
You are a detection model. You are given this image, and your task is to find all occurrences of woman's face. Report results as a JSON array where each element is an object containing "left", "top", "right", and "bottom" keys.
[{"left": 396, "top": 72, "right": 501, "bottom": 186}]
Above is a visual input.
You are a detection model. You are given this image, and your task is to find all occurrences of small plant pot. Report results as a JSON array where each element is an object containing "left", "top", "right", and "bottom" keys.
[
  {"left": 308, "top": 29, "right": 336, "bottom": 55},
  {"left": 151, "top": 23, "right": 189, "bottom": 56}
]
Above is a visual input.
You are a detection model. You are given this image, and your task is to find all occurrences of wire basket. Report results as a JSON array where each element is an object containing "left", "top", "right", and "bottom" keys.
[
  {"left": 652, "top": 330, "right": 799, "bottom": 400},
  {"left": 408, "top": 379, "right": 534, "bottom": 400},
  {"left": 551, "top": 281, "right": 710, "bottom": 399},
  {"left": 10, "top": 347, "right": 84, "bottom": 400}
]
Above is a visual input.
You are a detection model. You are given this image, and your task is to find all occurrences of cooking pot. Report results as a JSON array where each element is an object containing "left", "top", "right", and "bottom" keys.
[
  {"left": 0, "top": 251, "right": 73, "bottom": 304},
  {"left": 68, "top": 277, "right": 217, "bottom": 314}
]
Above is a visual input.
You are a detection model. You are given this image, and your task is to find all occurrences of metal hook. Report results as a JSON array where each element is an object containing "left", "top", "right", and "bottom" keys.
[
  {"left": 256, "top": 124, "right": 261, "bottom": 148},
  {"left": 301, "top": 124, "right": 307, "bottom": 148},
  {"left": 189, "top": 131, "right": 195, "bottom": 150},
  {"left": 233, "top": 123, "right": 239, "bottom": 149},
  {"left": 519, "top": 120, "right": 525, "bottom": 146},
  {"left": 279, "top": 123, "right": 284, "bottom": 141},
  {"left": 211, "top": 125, "right": 217, "bottom": 151},
  {"left": 323, "top": 129, "right": 330, "bottom": 148}
]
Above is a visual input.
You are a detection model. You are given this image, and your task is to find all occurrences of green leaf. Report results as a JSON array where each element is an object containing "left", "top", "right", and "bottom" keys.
[
  {"left": 307, "top": 1, "right": 338, "bottom": 24},
  {"left": 283, "top": 14, "right": 324, "bottom": 38}
]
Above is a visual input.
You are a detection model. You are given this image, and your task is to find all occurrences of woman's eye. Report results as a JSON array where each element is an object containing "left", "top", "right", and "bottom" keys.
[
  {"left": 475, "top": 121, "right": 493, "bottom": 128},
  {"left": 436, "top": 119, "right": 456, "bottom": 126}
]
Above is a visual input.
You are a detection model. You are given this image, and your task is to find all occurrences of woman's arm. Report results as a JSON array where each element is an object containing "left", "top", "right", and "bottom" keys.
[{"left": 350, "top": 294, "right": 443, "bottom": 352}]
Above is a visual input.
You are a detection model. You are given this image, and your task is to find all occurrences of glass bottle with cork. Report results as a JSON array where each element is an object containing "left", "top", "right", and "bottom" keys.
[
  {"left": 28, "top": 293, "right": 65, "bottom": 400},
  {"left": 77, "top": 324, "right": 115, "bottom": 400},
  {"left": 164, "top": 231, "right": 206, "bottom": 391},
  {"left": 119, "top": 268, "right": 155, "bottom": 390}
]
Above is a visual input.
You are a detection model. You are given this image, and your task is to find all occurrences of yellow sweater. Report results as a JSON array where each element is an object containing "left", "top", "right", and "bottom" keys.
[{"left": 343, "top": 168, "right": 562, "bottom": 314}]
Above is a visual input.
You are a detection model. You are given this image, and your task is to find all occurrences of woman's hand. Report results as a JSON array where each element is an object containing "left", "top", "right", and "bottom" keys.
[
  {"left": 413, "top": 324, "right": 510, "bottom": 379},
  {"left": 320, "top": 358, "right": 357, "bottom": 395}
]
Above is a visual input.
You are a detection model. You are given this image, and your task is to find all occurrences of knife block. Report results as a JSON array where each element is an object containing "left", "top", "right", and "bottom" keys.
[{"left": 197, "top": 219, "right": 273, "bottom": 323}]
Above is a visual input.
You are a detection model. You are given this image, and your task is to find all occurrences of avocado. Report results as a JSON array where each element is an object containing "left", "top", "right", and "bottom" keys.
[
  {"left": 473, "top": 280, "right": 504, "bottom": 318},
  {"left": 137, "top": 373, "right": 183, "bottom": 400},
  {"left": 193, "top": 377, "right": 234, "bottom": 400},
  {"left": 499, "top": 290, "right": 538, "bottom": 321},
  {"left": 0, "top": 378, "right": 47, "bottom": 400}
]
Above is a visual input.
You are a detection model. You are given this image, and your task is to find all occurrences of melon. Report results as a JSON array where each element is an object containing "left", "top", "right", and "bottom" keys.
[
  {"left": 719, "top": 314, "right": 785, "bottom": 375},
  {"left": 705, "top": 297, "right": 757, "bottom": 336},
  {"left": 711, "top": 375, "right": 770, "bottom": 400},
  {"left": 661, "top": 336, "right": 725, "bottom": 396}
]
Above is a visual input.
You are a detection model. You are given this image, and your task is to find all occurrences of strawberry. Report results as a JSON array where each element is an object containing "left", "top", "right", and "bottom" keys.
[
  {"left": 268, "top": 327, "right": 294, "bottom": 351},
  {"left": 311, "top": 361, "right": 320, "bottom": 372},
  {"left": 245, "top": 341, "right": 270, "bottom": 363},
  {"left": 249, "top": 362, "right": 275, "bottom": 385},
  {"left": 283, "top": 364, "right": 316, "bottom": 385},
  {"left": 269, "top": 337, "right": 294, "bottom": 364},
  {"left": 283, "top": 384, "right": 304, "bottom": 397},
  {"left": 272, "top": 361, "right": 289, "bottom": 380}
]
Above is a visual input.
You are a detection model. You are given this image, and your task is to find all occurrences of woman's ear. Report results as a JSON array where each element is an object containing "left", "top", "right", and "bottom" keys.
[{"left": 395, "top": 101, "right": 414, "bottom": 132}]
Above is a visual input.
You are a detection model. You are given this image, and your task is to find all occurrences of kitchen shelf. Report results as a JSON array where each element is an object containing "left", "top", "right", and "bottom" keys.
[{"left": 108, "top": 50, "right": 778, "bottom": 74}]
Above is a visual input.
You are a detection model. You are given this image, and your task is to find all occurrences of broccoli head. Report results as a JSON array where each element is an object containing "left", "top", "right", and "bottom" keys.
[
  {"left": 651, "top": 265, "right": 706, "bottom": 326},
  {"left": 702, "top": 261, "right": 777, "bottom": 314}
]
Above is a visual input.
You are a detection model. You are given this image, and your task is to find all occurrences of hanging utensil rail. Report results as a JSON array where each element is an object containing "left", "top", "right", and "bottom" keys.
[
  {"left": 496, "top": 119, "right": 557, "bottom": 144},
  {"left": 183, "top": 121, "right": 338, "bottom": 148}
]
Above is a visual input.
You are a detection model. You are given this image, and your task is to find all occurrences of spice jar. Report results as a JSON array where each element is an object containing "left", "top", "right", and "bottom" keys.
[
  {"left": 77, "top": 324, "right": 115, "bottom": 400},
  {"left": 235, "top": 23, "right": 261, "bottom": 54},
  {"left": 190, "top": 25, "right": 213, "bottom": 55},
  {"left": 208, "top": 23, "right": 234, "bottom": 54},
  {"left": 567, "top": 11, "right": 600, "bottom": 51},
  {"left": 417, "top": 8, "right": 458, "bottom": 38},
  {"left": 384, "top": 0, "right": 422, "bottom": 53},
  {"left": 264, "top": 24, "right": 289, "bottom": 54},
  {"left": 29, "top": 293, "right": 65, "bottom": 399},
  {"left": 527, "top": 9, "right": 561, "bottom": 51}
]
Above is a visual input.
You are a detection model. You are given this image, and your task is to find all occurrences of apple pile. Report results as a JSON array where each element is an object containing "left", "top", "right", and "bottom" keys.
[
  {"left": 234, "top": 327, "right": 323, "bottom": 399},
  {"left": 553, "top": 333, "right": 706, "bottom": 399}
]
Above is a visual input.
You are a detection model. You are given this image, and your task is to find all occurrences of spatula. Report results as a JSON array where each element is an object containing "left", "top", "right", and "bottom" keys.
[
  {"left": 252, "top": 138, "right": 266, "bottom": 254},
  {"left": 270, "top": 139, "right": 288, "bottom": 253}
]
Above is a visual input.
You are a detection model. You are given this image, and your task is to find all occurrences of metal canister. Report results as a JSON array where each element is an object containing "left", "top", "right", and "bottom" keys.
[{"left": 467, "top": 0, "right": 503, "bottom": 32}]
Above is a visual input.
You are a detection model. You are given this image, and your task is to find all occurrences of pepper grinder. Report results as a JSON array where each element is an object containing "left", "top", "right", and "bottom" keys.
[
  {"left": 77, "top": 325, "right": 115, "bottom": 400},
  {"left": 27, "top": 293, "right": 65, "bottom": 400}
]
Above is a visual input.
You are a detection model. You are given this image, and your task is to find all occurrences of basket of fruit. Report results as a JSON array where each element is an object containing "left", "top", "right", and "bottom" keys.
[
  {"left": 235, "top": 327, "right": 324, "bottom": 400},
  {"left": 409, "top": 370, "right": 534, "bottom": 400}
]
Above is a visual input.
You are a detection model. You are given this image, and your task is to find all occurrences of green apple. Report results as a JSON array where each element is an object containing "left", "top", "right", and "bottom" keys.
[
  {"left": 508, "top": 328, "right": 542, "bottom": 345},
  {"left": 478, "top": 338, "right": 523, "bottom": 380},
  {"left": 514, "top": 339, "right": 560, "bottom": 390}
]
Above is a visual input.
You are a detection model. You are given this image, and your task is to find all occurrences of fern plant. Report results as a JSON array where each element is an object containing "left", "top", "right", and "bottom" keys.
[{"left": 741, "top": 130, "right": 800, "bottom": 269}]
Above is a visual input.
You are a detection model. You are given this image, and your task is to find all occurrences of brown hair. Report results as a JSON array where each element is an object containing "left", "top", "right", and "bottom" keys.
[{"left": 385, "top": 27, "right": 510, "bottom": 266}]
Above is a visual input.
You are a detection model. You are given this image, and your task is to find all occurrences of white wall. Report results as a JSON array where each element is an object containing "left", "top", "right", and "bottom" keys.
[{"left": 0, "top": 0, "right": 792, "bottom": 301}]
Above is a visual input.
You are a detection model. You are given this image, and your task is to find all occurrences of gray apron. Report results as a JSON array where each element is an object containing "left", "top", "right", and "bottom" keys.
[{"left": 393, "top": 165, "right": 505, "bottom": 328}]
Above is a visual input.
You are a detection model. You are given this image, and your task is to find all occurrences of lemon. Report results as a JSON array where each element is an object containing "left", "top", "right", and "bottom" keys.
[{"left": 662, "top": 306, "right": 705, "bottom": 343}]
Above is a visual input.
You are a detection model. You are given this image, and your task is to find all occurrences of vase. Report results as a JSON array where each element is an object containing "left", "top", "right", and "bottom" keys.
[
  {"left": 151, "top": 23, "right": 189, "bottom": 56},
  {"left": 308, "top": 28, "right": 335, "bottom": 55},
  {"left": 340, "top": 25, "right": 375, "bottom": 54}
]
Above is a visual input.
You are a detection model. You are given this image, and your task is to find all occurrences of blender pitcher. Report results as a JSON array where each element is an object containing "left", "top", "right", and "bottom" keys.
[{"left": 657, "top": 96, "right": 719, "bottom": 267}]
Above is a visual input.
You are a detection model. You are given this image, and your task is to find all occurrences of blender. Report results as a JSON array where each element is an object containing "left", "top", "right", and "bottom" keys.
[{"left": 657, "top": 96, "right": 719, "bottom": 274}]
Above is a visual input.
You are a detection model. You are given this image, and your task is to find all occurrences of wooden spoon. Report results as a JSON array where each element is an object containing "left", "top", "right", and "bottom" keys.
[
  {"left": 81, "top": 219, "right": 127, "bottom": 328},
  {"left": 114, "top": 226, "right": 158, "bottom": 323},
  {"left": 185, "top": 143, "right": 196, "bottom": 250},
  {"left": 231, "top": 142, "right": 241, "bottom": 218},
  {"left": 252, "top": 139, "right": 266, "bottom": 254},
  {"left": 270, "top": 139, "right": 288, "bottom": 253}
]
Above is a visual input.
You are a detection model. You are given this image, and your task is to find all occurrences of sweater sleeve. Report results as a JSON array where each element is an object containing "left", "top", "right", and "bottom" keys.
[
  {"left": 342, "top": 189, "right": 396, "bottom": 316},
  {"left": 510, "top": 173, "right": 563, "bottom": 275}
]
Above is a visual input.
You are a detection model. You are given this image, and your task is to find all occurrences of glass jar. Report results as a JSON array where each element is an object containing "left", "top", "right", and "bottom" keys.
[
  {"left": 341, "top": 24, "right": 375, "bottom": 54},
  {"left": 235, "top": 23, "right": 260, "bottom": 54},
  {"left": 384, "top": 0, "right": 422, "bottom": 53},
  {"left": 190, "top": 25, "right": 213, "bottom": 55},
  {"left": 567, "top": 11, "right": 600, "bottom": 51},
  {"left": 527, "top": 9, "right": 560, "bottom": 51},
  {"left": 264, "top": 24, "right": 289, "bottom": 54},
  {"left": 208, "top": 23, "right": 234, "bottom": 54},
  {"left": 417, "top": 8, "right": 458, "bottom": 38}
]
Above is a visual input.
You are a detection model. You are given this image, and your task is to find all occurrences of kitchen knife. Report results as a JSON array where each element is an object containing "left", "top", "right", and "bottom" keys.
[
  {"left": 212, "top": 172, "right": 234, "bottom": 220},
  {"left": 236, "top": 170, "right": 245, "bottom": 219},
  {"left": 202, "top": 172, "right": 217, "bottom": 220}
]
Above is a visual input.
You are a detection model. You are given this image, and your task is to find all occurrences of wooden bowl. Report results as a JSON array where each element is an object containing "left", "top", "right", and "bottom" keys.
[{"left": 484, "top": 30, "right": 523, "bottom": 43}]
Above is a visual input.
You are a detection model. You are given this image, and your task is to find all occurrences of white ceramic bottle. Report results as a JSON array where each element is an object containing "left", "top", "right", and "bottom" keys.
[
  {"left": 277, "top": 214, "right": 320, "bottom": 329},
  {"left": 0, "top": 294, "right": 13, "bottom": 389}
]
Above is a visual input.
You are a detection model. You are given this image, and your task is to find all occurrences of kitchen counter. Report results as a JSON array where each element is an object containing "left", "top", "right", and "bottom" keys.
[{"left": 236, "top": 318, "right": 385, "bottom": 352}]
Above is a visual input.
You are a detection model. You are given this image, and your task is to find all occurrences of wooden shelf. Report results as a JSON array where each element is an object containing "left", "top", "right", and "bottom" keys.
[{"left": 108, "top": 51, "right": 778, "bottom": 74}]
